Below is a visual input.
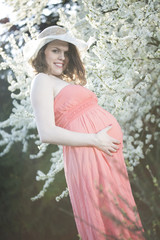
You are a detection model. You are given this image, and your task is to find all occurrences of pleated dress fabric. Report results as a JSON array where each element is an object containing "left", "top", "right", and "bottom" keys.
[{"left": 54, "top": 84, "right": 144, "bottom": 240}]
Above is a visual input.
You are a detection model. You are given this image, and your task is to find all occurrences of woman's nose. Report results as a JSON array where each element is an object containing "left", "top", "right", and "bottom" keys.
[{"left": 59, "top": 51, "right": 65, "bottom": 60}]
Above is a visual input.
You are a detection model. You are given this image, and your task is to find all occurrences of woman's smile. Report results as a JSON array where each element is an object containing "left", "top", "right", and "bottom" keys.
[{"left": 54, "top": 62, "right": 64, "bottom": 68}]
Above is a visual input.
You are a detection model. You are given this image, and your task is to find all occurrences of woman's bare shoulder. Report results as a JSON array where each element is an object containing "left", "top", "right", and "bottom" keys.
[
  {"left": 31, "top": 73, "right": 69, "bottom": 97},
  {"left": 33, "top": 73, "right": 54, "bottom": 83},
  {"left": 31, "top": 73, "right": 57, "bottom": 91}
]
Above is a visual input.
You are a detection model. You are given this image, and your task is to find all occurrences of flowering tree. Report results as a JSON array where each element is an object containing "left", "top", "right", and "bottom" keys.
[{"left": 0, "top": 0, "right": 159, "bottom": 203}]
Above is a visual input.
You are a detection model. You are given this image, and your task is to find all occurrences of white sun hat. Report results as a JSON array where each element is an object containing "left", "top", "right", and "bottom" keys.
[{"left": 23, "top": 26, "right": 88, "bottom": 62}]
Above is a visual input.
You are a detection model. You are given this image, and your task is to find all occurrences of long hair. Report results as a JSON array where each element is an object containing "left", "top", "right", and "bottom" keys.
[{"left": 31, "top": 42, "right": 86, "bottom": 86}]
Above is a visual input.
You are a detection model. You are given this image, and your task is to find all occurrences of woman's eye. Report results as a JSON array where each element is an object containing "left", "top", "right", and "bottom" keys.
[{"left": 52, "top": 49, "right": 59, "bottom": 53}]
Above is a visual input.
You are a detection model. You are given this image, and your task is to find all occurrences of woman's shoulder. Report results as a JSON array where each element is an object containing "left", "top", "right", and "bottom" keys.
[
  {"left": 31, "top": 73, "right": 67, "bottom": 97},
  {"left": 32, "top": 73, "right": 57, "bottom": 88},
  {"left": 33, "top": 73, "right": 53, "bottom": 82},
  {"left": 31, "top": 73, "right": 52, "bottom": 94}
]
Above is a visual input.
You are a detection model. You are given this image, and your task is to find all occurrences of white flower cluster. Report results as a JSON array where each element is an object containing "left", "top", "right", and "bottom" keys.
[
  {"left": 55, "top": 187, "right": 69, "bottom": 202},
  {"left": 59, "top": 0, "right": 160, "bottom": 168},
  {"left": 31, "top": 146, "right": 64, "bottom": 201},
  {"left": 4, "top": 0, "right": 49, "bottom": 30},
  {"left": 0, "top": 34, "right": 37, "bottom": 157},
  {"left": 0, "top": 0, "right": 159, "bottom": 200}
]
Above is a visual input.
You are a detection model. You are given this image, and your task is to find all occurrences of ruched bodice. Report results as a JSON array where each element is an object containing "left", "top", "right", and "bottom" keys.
[
  {"left": 54, "top": 85, "right": 98, "bottom": 128},
  {"left": 53, "top": 84, "right": 144, "bottom": 240}
]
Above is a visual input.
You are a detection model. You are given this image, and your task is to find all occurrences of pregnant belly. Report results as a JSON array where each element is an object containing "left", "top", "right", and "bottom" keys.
[{"left": 66, "top": 105, "right": 123, "bottom": 144}]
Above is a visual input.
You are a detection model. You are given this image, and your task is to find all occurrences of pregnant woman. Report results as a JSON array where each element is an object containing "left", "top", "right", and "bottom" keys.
[{"left": 24, "top": 26, "right": 144, "bottom": 240}]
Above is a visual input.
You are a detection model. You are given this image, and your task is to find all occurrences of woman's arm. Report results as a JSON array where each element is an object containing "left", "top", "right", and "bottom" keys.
[{"left": 30, "top": 74, "right": 120, "bottom": 155}]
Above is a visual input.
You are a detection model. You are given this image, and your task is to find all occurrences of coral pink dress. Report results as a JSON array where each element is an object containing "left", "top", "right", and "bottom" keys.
[{"left": 54, "top": 84, "right": 144, "bottom": 240}]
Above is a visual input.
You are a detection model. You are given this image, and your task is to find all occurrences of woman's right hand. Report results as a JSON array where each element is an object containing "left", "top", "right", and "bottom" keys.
[{"left": 94, "top": 125, "right": 121, "bottom": 156}]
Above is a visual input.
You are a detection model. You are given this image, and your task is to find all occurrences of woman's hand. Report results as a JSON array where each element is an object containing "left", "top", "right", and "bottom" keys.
[{"left": 94, "top": 125, "right": 120, "bottom": 156}]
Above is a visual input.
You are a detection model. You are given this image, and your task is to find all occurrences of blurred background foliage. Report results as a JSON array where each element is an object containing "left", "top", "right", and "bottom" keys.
[{"left": 0, "top": 0, "right": 160, "bottom": 239}]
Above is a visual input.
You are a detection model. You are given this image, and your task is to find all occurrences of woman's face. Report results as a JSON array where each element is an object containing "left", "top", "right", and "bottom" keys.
[{"left": 44, "top": 40, "right": 69, "bottom": 76}]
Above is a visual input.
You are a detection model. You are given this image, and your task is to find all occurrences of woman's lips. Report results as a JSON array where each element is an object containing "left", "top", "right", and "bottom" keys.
[{"left": 54, "top": 63, "right": 63, "bottom": 68}]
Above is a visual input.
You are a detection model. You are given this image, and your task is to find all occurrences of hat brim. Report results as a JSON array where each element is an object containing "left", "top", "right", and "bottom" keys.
[{"left": 23, "top": 32, "right": 88, "bottom": 62}]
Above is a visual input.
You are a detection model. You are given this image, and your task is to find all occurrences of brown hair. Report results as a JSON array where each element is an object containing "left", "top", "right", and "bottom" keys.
[{"left": 31, "top": 42, "right": 86, "bottom": 85}]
